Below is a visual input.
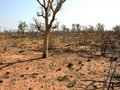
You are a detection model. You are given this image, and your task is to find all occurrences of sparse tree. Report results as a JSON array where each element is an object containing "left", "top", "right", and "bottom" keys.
[
  {"left": 88, "top": 25, "right": 94, "bottom": 32},
  {"left": 96, "top": 23, "right": 105, "bottom": 32},
  {"left": 113, "top": 25, "right": 120, "bottom": 32},
  {"left": 34, "top": 0, "right": 66, "bottom": 58},
  {"left": 76, "top": 24, "right": 81, "bottom": 34},
  {"left": 71, "top": 23, "right": 76, "bottom": 32},
  {"left": 18, "top": 21, "right": 27, "bottom": 35},
  {"left": 61, "top": 24, "right": 66, "bottom": 34},
  {"left": 66, "top": 27, "right": 70, "bottom": 33},
  {"left": 88, "top": 25, "right": 94, "bottom": 36}
]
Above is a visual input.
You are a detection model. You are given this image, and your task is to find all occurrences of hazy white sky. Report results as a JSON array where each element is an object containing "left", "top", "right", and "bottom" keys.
[{"left": 0, "top": 0, "right": 120, "bottom": 32}]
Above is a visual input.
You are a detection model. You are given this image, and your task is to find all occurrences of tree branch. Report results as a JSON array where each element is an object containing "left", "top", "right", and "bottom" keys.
[
  {"left": 50, "top": 0, "right": 54, "bottom": 12},
  {"left": 37, "top": 0, "right": 45, "bottom": 9},
  {"left": 37, "top": 11, "right": 45, "bottom": 19},
  {"left": 51, "top": 20, "right": 60, "bottom": 29},
  {"left": 43, "top": 0, "right": 46, "bottom": 7},
  {"left": 47, "top": 0, "right": 51, "bottom": 10},
  {"left": 33, "top": 17, "right": 44, "bottom": 33},
  {"left": 49, "top": 0, "right": 66, "bottom": 28}
]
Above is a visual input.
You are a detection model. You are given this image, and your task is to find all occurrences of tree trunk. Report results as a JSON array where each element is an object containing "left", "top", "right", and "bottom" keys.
[{"left": 42, "top": 33, "right": 49, "bottom": 58}]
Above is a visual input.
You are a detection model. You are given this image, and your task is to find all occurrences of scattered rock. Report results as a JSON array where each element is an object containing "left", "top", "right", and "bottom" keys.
[
  {"left": 87, "top": 59, "right": 91, "bottom": 62},
  {"left": 67, "top": 63, "right": 73, "bottom": 68},
  {"left": 43, "top": 76, "right": 46, "bottom": 78},
  {"left": 56, "top": 68, "right": 61, "bottom": 72},
  {"left": 81, "top": 64, "right": 84, "bottom": 66},
  {"left": 21, "top": 75, "right": 24, "bottom": 77},
  {"left": 6, "top": 72, "right": 10, "bottom": 75},
  {"left": 104, "top": 70, "right": 106, "bottom": 72},
  {"left": 23, "top": 77, "right": 27, "bottom": 80},
  {"left": 29, "top": 88, "right": 32, "bottom": 90},
  {"left": 88, "top": 72, "right": 91, "bottom": 74},
  {"left": 19, "top": 50, "right": 25, "bottom": 53},
  {"left": 88, "top": 56, "right": 94, "bottom": 58},
  {"left": 79, "top": 61, "right": 81, "bottom": 64},
  {"left": 32, "top": 76, "right": 36, "bottom": 78},
  {"left": 80, "top": 73, "right": 85, "bottom": 75},
  {"left": 0, "top": 80, "right": 3, "bottom": 83},
  {"left": 26, "top": 67, "right": 29, "bottom": 70},
  {"left": 93, "top": 84, "right": 97, "bottom": 88},
  {"left": 32, "top": 73, "right": 38, "bottom": 75}
]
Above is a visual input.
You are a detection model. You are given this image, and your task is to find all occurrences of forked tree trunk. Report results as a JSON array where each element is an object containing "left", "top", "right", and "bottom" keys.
[{"left": 42, "top": 33, "right": 49, "bottom": 58}]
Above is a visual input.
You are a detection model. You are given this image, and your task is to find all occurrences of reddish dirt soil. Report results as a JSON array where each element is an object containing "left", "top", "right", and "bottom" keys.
[{"left": 0, "top": 36, "right": 120, "bottom": 90}]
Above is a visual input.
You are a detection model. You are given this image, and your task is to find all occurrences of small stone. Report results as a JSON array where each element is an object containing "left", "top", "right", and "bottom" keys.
[
  {"left": 56, "top": 68, "right": 61, "bottom": 72},
  {"left": 79, "top": 61, "right": 81, "bottom": 64},
  {"left": 87, "top": 59, "right": 91, "bottom": 62},
  {"left": 23, "top": 77, "right": 27, "bottom": 80},
  {"left": 68, "top": 63, "right": 73, "bottom": 68},
  {"left": 41, "top": 86, "right": 43, "bottom": 88},
  {"left": 26, "top": 67, "right": 29, "bottom": 70},
  {"left": 29, "top": 88, "right": 32, "bottom": 90},
  {"left": 21, "top": 75, "right": 24, "bottom": 77},
  {"left": 32, "top": 73, "right": 38, "bottom": 75},
  {"left": 91, "top": 71, "right": 93, "bottom": 73},
  {"left": 0, "top": 80, "right": 3, "bottom": 83},
  {"left": 6, "top": 72, "right": 10, "bottom": 75},
  {"left": 43, "top": 76, "right": 46, "bottom": 78},
  {"left": 19, "top": 50, "right": 25, "bottom": 53},
  {"left": 104, "top": 70, "right": 106, "bottom": 72},
  {"left": 32, "top": 76, "right": 36, "bottom": 78},
  {"left": 82, "top": 64, "right": 84, "bottom": 66},
  {"left": 93, "top": 84, "right": 97, "bottom": 88},
  {"left": 80, "top": 73, "right": 85, "bottom": 75},
  {"left": 88, "top": 72, "right": 91, "bottom": 74}
]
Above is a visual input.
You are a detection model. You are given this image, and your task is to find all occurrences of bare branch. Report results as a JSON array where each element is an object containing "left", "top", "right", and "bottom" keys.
[
  {"left": 37, "top": 0, "right": 45, "bottom": 9},
  {"left": 43, "top": 0, "right": 46, "bottom": 7},
  {"left": 49, "top": 0, "right": 66, "bottom": 28},
  {"left": 51, "top": 20, "right": 60, "bottom": 29},
  {"left": 36, "top": 10, "right": 45, "bottom": 19},
  {"left": 47, "top": 0, "right": 51, "bottom": 9},
  {"left": 33, "top": 17, "right": 44, "bottom": 33},
  {"left": 50, "top": 0, "right": 54, "bottom": 12}
]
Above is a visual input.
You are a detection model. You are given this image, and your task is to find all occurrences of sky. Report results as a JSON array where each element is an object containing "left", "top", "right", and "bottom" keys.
[{"left": 0, "top": 0, "right": 120, "bottom": 32}]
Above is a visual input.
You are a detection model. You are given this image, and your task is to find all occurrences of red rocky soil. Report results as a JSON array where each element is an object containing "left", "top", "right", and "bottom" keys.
[{"left": 0, "top": 37, "right": 120, "bottom": 90}]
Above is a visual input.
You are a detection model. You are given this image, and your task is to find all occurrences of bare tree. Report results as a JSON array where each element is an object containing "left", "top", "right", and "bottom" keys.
[
  {"left": 76, "top": 24, "right": 81, "bottom": 34},
  {"left": 34, "top": 0, "right": 66, "bottom": 58}
]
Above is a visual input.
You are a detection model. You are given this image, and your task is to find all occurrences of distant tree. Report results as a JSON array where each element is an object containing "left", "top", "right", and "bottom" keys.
[
  {"left": 18, "top": 21, "right": 27, "bottom": 35},
  {"left": 96, "top": 23, "right": 105, "bottom": 32},
  {"left": 76, "top": 24, "right": 81, "bottom": 34},
  {"left": 61, "top": 24, "right": 66, "bottom": 34},
  {"left": 88, "top": 25, "right": 94, "bottom": 32},
  {"left": 71, "top": 23, "right": 76, "bottom": 32},
  {"left": 113, "top": 25, "right": 120, "bottom": 32},
  {"left": 66, "top": 27, "right": 70, "bottom": 33},
  {"left": 34, "top": 0, "right": 66, "bottom": 58}
]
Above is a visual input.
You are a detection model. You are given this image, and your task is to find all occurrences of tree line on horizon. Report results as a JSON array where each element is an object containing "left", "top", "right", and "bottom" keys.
[{"left": 1, "top": 22, "right": 120, "bottom": 34}]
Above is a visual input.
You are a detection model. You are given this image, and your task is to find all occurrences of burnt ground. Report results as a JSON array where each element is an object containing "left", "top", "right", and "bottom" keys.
[{"left": 0, "top": 34, "right": 120, "bottom": 90}]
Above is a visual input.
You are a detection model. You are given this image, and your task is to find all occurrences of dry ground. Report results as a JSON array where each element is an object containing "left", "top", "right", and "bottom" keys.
[{"left": 0, "top": 34, "right": 120, "bottom": 90}]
